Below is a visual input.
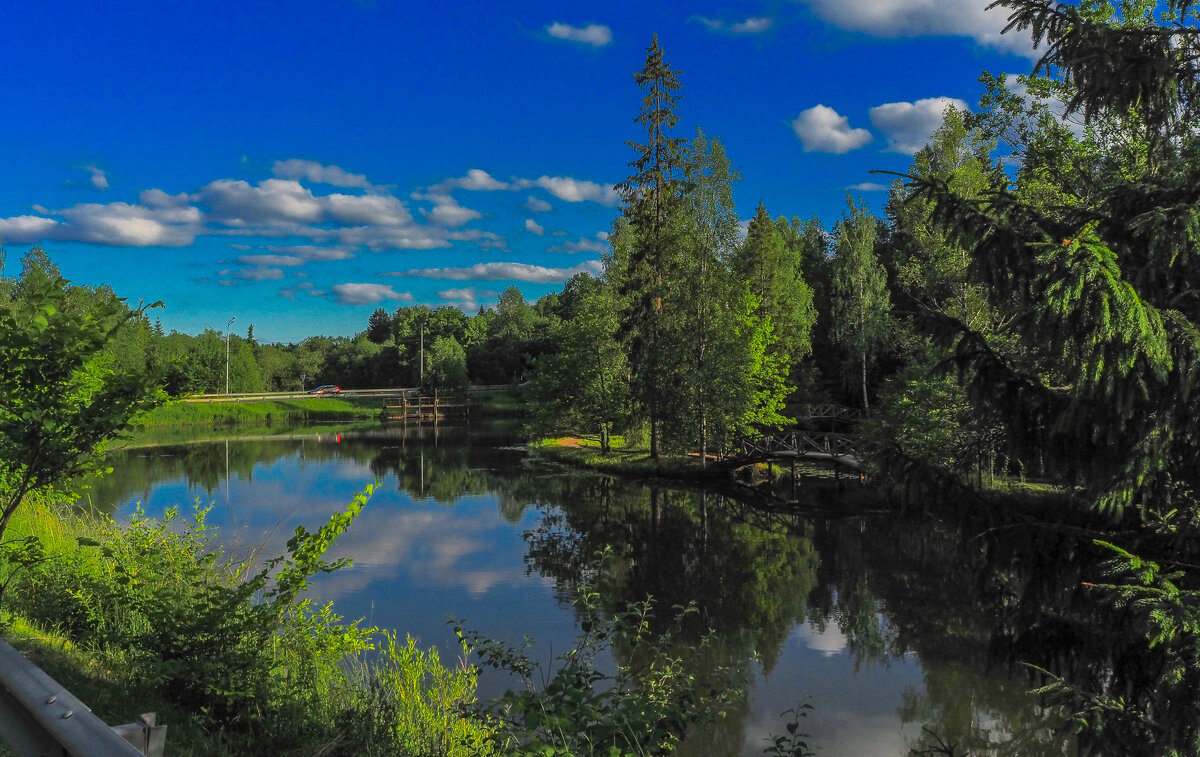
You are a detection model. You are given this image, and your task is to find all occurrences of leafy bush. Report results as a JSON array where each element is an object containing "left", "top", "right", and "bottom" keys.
[{"left": 5, "top": 487, "right": 492, "bottom": 754}]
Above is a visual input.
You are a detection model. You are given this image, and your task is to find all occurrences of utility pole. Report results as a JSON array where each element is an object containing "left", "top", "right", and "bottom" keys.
[
  {"left": 420, "top": 320, "right": 425, "bottom": 384},
  {"left": 225, "top": 315, "right": 236, "bottom": 394}
]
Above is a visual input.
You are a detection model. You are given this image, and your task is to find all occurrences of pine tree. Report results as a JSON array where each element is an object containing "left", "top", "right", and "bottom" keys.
[
  {"left": 366, "top": 307, "right": 391, "bottom": 344},
  {"left": 614, "top": 34, "right": 684, "bottom": 458}
]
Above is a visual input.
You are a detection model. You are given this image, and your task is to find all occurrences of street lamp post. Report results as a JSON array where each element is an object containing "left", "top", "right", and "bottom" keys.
[{"left": 225, "top": 316, "right": 236, "bottom": 395}]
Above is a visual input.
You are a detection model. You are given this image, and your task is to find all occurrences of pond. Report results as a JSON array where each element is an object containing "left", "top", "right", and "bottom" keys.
[{"left": 93, "top": 420, "right": 1100, "bottom": 756}]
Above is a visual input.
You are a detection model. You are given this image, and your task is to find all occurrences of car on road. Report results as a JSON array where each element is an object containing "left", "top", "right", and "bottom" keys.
[{"left": 308, "top": 385, "right": 342, "bottom": 394}]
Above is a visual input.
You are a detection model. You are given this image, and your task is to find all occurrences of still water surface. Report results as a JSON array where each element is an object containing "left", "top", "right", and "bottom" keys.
[{"left": 96, "top": 421, "right": 1078, "bottom": 756}]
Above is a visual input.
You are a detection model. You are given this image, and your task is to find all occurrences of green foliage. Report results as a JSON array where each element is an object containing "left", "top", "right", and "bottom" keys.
[
  {"left": 830, "top": 198, "right": 892, "bottom": 414},
  {"left": 15, "top": 490, "right": 374, "bottom": 722},
  {"left": 665, "top": 130, "right": 791, "bottom": 457},
  {"left": 0, "top": 264, "right": 165, "bottom": 606},
  {"left": 529, "top": 283, "right": 629, "bottom": 452},
  {"left": 426, "top": 335, "right": 469, "bottom": 391},
  {"left": 734, "top": 201, "right": 817, "bottom": 366},
  {"left": 456, "top": 552, "right": 744, "bottom": 757},
  {"left": 892, "top": 1, "right": 1200, "bottom": 522}
]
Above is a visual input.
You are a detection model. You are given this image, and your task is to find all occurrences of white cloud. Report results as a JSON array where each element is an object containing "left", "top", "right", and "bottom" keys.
[
  {"left": 0, "top": 215, "right": 59, "bottom": 240},
  {"left": 731, "top": 17, "right": 773, "bottom": 33},
  {"left": 0, "top": 200, "right": 202, "bottom": 247},
  {"left": 329, "top": 283, "right": 414, "bottom": 305},
  {"left": 266, "top": 245, "right": 356, "bottom": 261},
  {"left": 595, "top": 230, "right": 609, "bottom": 241},
  {"left": 549, "top": 237, "right": 607, "bottom": 254},
  {"left": 272, "top": 159, "right": 372, "bottom": 189},
  {"left": 83, "top": 165, "right": 108, "bottom": 190},
  {"left": 791, "top": 105, "right": 872, "bottom": 153},
  {"left": 429, "top": 169, "right": 510, "bottom": 194},
  {"left": 696, "top": 16, "right": 772, "bottom": 33},
  {"left": 198, "top": 179, "right": 324, "bottom": 225},
  {"left": 524, "top": 196, "right": 552, "bottom": 212},
  {"left": 868, "top": 96, "right": 969, "bottom": 154},
  {"left": 420, "top": 194, "right": 482, "bottom": 227},
  {"left": 847, "top": 182, "right": 887, "bottom": 191},
  {"left": 324, "top": 193, "right": 410, "bottom": 226},
  {"left": 794, "top": 0, "right": 1036, "bottom": 57},
  {"left": 522, "top": 176, "right": 619, "bottom": 205},
  {"left": 139, "top": 189, "right": 190, "bottom": 209},
  {"left": 335, "top": 225, "right": 452, "bottom": 251},
  {"left": 238, "top": 267, "right": 286, "bottom": 281},
  {"left": 459, "top": 169, "right": 507, "bottom": 191},
  {"left": 436, "top": 286, "right": 488, "bottom": 312},
  {"left": 237, "top": 254, "right": 306, "bottom": 267},
  {"left": 524, "top": 218, "right": 544, "bottom": 236},
  {"left": 389, "top": 260, "right": 603, "bottom": 283},
  {"left": 547, "top": 22, "right": 612, "bottom": 47},
  {"left": 437, "top": 287, "right": 478, "bottom": 301}
]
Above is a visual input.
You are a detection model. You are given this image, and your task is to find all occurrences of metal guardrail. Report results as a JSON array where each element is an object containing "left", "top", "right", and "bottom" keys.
[{"left": 0, "top": 638, "right": 165, "bottom": 756}]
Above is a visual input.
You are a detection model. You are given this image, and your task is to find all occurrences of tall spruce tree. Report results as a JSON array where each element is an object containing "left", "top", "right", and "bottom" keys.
[
  {"left": 614, "top": 34, "right": 684, "bottom": 458},
  {"left": 900, "top": 0, "right": 1200, "bottom": 521}
]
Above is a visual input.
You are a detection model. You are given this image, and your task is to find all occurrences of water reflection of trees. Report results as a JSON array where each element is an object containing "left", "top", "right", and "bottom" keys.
[{"left": 94, "top": 429, "right": 1193, "bottom": 755}]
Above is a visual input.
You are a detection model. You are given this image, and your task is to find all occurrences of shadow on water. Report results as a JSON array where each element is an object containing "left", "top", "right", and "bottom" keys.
[{"left": 90, "top": 421, "right": 1191, "bottom": 756}]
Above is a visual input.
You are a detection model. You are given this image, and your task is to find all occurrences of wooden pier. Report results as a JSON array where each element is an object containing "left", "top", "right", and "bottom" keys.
[{"left": 379, "top": 391, "right": 470, "bottom": 421}]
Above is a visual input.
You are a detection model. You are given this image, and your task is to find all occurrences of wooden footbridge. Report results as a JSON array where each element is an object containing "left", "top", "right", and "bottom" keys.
[
  {"left": 379, "top": 391, "right": 470, "bottom": 421},
  {"left": 737, "top": 430, "right": 865, "bottom": 472},
  {"left": 726, "top": 404, "right": 867, "bottom": 473}
]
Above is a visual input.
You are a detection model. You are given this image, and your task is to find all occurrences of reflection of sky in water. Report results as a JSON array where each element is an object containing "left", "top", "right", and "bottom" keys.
[
  {"left": 105, "top": 437, "right": 1018, "bottom": 757},
  {"left": 729, "top": 623, "right": 923, "bottom": 756},
  {"left": 109, "top": 443, "right": 586, "bottom": 699}
]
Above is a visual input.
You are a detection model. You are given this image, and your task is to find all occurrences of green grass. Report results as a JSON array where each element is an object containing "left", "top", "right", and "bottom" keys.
[
  {"left": 123, "top": 419, "right": 382, "bottom": 447},
  {"left": 530, "top": 436, "right": 731, "bottom": 480},
  {"left": 135, "top": 397, "right": 383, "bottom": 428}
]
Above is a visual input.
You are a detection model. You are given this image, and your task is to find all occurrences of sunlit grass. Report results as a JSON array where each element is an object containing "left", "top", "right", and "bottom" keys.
[{"left": 135, "top": 397, "right": 383, "bottom": 427}]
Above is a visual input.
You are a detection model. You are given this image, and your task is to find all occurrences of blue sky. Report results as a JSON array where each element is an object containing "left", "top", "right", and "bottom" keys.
[{"left": 0, "top": 0, "right": 1040, "bottom": 343}]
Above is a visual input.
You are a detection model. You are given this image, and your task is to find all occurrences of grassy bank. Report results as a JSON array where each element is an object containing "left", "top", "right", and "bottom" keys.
[
  {"left": 530, "top": 436, "right": 735, "bottom": 481},
  {"left": 136, "top": 387, "right": 532, "bottom": 429},
  {"left": 135, "top": 397, "right": 384, "bottom": 428}
]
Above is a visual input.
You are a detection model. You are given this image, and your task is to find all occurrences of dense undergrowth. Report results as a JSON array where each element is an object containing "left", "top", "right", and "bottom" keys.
[{"left": 0, "top": 491, "right": 495, "bottom": 756}]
